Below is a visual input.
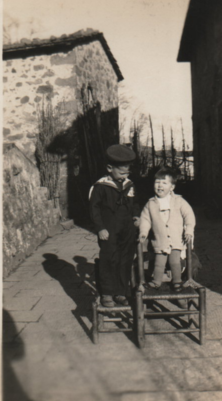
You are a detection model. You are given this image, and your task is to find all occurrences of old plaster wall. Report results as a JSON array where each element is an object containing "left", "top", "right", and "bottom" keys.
[
  {"left": 3, "top": 144, "right": 61, "bottom": 277},
  {"left": 191, "top": 0, "right": 222, "bottom": 207}
]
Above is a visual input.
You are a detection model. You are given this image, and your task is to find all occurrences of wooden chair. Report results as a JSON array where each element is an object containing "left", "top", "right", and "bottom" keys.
[
  {"left": 92, "top": 259, "right": 135, "bottom": 344},
  {"left": 92, "top": 302, "right": 133, "bottom": 344},
  {"left": 134, "top": 242, "right": 206, "bottom": 348}
]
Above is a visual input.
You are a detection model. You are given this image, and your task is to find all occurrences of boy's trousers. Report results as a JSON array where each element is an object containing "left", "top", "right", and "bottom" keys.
[{"left": 98, "top": 205, "right": 136, "bottom": 296}]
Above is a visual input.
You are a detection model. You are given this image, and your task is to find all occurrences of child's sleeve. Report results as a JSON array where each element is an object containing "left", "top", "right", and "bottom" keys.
[
  {"left": 139, "top": 202, "right": 152, "bottom": 238},
  {"left": 89, "top": 185, "right": 105, "bottom": 233},
  {"left": 180, "top": 198, "right": 196, "bottom": 236}
]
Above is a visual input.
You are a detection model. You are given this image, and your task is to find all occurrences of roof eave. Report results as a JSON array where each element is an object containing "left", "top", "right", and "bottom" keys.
[{"left": 3, "top": 30, "right": 124, "bottom": 82}]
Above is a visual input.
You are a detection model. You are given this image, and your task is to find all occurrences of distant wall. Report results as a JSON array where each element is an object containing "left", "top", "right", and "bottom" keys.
[
  {"left": 191, "top": 0, "right": 222, "bottom": 206},
  {"left": 3, "top": 143, "right": 60, "bottom": 277}
]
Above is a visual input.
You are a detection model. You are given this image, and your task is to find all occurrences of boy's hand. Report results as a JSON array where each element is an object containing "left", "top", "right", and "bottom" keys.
[
  {"left": 139, "top": 234, "right": 146, "bottom": 244},
  {"left": 184, "top": 233, "right": 192, "bottom": 244},
  {"left": 133, "top": 217, "right": 140, "bottom": 227},
  {"left": 98, "top": 229, "right": 109, "bottom": 240}
]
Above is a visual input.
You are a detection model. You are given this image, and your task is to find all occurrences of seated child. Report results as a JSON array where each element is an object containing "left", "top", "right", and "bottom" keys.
[
  {"left": 139, "top": 166, "right": 195, "bottom": 291},
  {"left": 89, "top": 144, "right": 140, "bottom": 307}
]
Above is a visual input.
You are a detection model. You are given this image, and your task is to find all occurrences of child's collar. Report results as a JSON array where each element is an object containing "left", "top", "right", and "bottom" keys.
[{"left": 95, "top": 175, "right": 132, "bottom": 191}]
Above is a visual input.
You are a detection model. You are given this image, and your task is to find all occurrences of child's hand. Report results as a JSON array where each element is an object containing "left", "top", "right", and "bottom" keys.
[
  {"left": 133, "top": 217, "right": 140, "bottom": 227},
  {"left": 184, "top": 233, "right": 192, "bottom": 244},
  {"left": 139, "top": 234, "right": 146, "bottom": 244},
  {"left": 98, "top": 229, "right": 109, "bottom": 240}
]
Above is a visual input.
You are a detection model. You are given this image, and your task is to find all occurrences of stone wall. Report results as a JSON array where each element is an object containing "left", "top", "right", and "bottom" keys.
[
  {"left": 3, "top": 143, "right": 60, "bottom": 277},
  {"left": 3, "top": 39, "right": 120, "bottom": 218},
  {"left": 191, "top": 0, "right": 222, "bottom": 207},
  {"left": 3, "top": 40, "right": 119, "bottom": 163}
]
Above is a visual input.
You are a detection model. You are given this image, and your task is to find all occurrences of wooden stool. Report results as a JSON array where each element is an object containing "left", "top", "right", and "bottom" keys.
[
  {"left": 135, "top": 242, "right": 207, "bottom": 348},
  {"left": 92, "top": 301, "right": 133, "bottom": 344}
]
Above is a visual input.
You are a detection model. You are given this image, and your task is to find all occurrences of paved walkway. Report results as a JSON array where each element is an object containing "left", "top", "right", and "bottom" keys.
[{"left": 3, "top": 224, "right": 222, "bottom": 401}]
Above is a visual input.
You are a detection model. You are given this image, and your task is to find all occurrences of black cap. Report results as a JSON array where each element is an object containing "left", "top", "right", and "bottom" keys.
[{"left": 106, "top": 144, "right": 136, "bottom": 164}]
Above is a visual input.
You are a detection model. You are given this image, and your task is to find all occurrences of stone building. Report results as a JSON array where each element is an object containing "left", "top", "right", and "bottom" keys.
[
  {"left": 177, "top": 0, "right": 222, "bottom": 210},
  {"left": 3, "top": 29, "right": 123, "bottom": 275}
]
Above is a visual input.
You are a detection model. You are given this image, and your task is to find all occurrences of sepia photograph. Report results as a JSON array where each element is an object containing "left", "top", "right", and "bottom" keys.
[{"left": 2, "top": 0, "right": 222, "bottom": 400}]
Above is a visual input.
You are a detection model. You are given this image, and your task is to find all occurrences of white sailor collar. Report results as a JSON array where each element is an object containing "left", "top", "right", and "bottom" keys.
[{"left": 95, "top": 175, "right": 133, "bottom": 191}]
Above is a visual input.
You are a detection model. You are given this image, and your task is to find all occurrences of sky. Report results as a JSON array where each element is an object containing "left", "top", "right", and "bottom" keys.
[{"left": 3, "top": 0, "right": 192, "bottom": 149}]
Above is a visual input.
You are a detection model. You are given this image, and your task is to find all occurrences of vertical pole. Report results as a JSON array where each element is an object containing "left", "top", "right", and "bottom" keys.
[
  {"left": 136, "top": 291, "right": 145, "bottom": 348},
  {"left": 181, "top": 118, "right": 187, "bottom": 180},
  {"left": 162, "top": 125, "right": 166, "bottom": 166},
  {"left": 92, "top": 302, "right": 99, "bottom": 344},
  {"left": 149, "top": 115, "right": 155, "bottom": 168},
  {"left": 171, "top": 127, "right": 175, "bottom": 167}
]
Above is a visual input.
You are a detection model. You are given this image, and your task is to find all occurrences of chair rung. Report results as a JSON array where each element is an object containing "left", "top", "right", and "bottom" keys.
[
  {"left": 97, "top": 305, "right": 132, "bottom": 312},
  {"left": 144, "top": 310, "right": 199, "bottom": 318},
  {"left": 142, "top": 293, "right": 199, "bottom": 300},
  {"left": 144, "top": 328, "right": 200, "bottom": 335},
  {"left": 99, "top": 328, "right": 132, "bottom": 333},
  {"left": 103, "top": 317, "right": 123, "bottom": 322}
]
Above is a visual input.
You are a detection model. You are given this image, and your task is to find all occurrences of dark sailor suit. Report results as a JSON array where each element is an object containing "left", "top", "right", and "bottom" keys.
[{"left": 89, "top": 176, "right": 140, "bottom": 296}]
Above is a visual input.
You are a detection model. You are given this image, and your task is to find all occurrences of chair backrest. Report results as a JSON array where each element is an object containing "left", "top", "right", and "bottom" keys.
[{"left": 137, "top": 242, "right": 145, "bottom": 287}]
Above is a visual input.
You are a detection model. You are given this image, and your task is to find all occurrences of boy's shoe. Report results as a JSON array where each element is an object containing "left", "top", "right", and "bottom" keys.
[
  {"left": 101, "top": 295, "right": 115, "bottom": 308},
  {"left": 114, "top": 295, "right": 129, "bottom": 306},
  {"left": 145, "top": 281, "right": 161, "bottom": 290},
  {"left": 172, "top": 283, "right": 182, "bottom": 292}
]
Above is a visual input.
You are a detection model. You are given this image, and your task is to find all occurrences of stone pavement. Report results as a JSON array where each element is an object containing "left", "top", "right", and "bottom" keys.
[{"left": 3, "top": 224, "right": 222, "bottom": 401}]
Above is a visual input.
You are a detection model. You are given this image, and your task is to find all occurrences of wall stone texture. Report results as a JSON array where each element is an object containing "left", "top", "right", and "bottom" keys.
[
  {"left": 3, "top": 40, "right": 119, "bottom": 163},
  {"left": 3, "top": 144, "right": 60, "bottom": 277},
  {"left": 190, "top": 0, "right": 222, "bottom": 208},
  {"left": 3, "top": 37, "right": 121, "bottom": 272}
]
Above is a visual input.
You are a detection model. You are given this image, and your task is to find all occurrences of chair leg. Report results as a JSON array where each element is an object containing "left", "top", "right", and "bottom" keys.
[
  {"left": 92, "top": 302, "right": 99, "bottom": 344},
  {"left": 199, "top": 288, "right": 205, "bottom": 345},
  {"left": 203, "top": 287, "right": 207, "bottom": 335},
  {"left": 136, "top": 291, "right": 145, "bottom": 349},
  {"left": 98, "top": 312, "right": 104, "bottom": 331},
  {"left": 188, "top": 299, "right": 192, "bottom": 328}
]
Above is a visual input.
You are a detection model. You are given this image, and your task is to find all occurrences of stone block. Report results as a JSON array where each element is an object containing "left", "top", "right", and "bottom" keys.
[
  {"left": 60, "top": 219, "right": 74, "bottom": 230},
  {"left": 20, "top": 96, "right": 29, "bottom": 104},
  {"left": 38, "top": 187, "right": 49, "bottom": 200},
  {"left": 4, "top": 310, "right": 43, "bottom": 323},
  {"left": 3, "top": 127, "right": 11, "bottom": 137},
  {"left": 33, "top": 64, "right": 45, "bottom": 71},
  {"left": 7, "top": 134, "right": 24, "bottom": 141},
  {"left": 36, "top": 84, "right": 53, "bottom": 94}
]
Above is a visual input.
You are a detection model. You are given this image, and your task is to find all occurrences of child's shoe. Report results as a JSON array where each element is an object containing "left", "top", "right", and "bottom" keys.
[
  {"left": 101, "top": 295, "right": 115, "bottom": 308},
  {"left": 145, "top": 281, "right": 161, "bottom": 290},
  {"left": 172, "top": 283, "right": 182, "bottom": 292},
  {"left": 114, "top": 295, "right": 129, "bottom": 306}
]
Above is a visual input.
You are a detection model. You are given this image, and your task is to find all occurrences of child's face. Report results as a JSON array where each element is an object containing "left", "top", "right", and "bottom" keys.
[
  {"left": 107, "top": 164, "right": 130, "bottom": 182},
  {"left": 154, "top": 175, "right": 175, "bottom": 198}
]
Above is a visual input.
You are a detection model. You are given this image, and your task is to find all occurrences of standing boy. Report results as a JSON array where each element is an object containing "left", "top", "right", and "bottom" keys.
[{"left": 89, "top": 144, "right": 140, "bottom": 307}]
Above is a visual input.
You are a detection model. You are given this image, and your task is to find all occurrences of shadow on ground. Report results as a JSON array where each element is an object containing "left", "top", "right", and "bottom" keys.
[
  {"left": 42, "top": 253, "right": 98, "bottom": 342},
  {"left": 3, "top": 309, "right": 33, "bottom": 401}
]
